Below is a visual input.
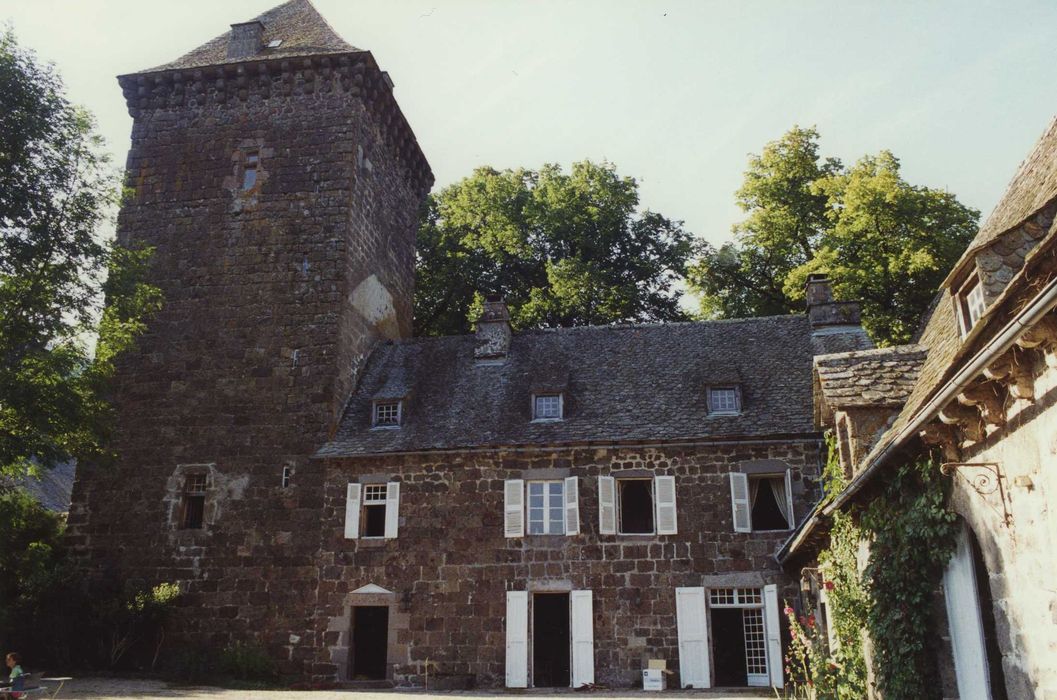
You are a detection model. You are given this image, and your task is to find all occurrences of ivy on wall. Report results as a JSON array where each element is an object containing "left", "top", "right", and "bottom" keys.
[{"left": 786, "top": 437, "right": 958, "bottom": 700}]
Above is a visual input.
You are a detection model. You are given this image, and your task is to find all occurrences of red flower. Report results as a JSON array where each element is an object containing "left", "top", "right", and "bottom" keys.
[
  {"left": 824, "top": 580, "right": 835, "bottom": 591},
  {"left": 807, "top": 615, "right": 816, "bottom": 628},
  {"left": 784, "top": 606, "right": 794, "bottom": 615}
]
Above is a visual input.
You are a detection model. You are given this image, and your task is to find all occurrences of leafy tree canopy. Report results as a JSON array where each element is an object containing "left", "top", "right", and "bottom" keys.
[
  {"left": 689, "top": 126, "right": 979, "bottom": 345},
  {"left": 0, "top": 29, "right": 161, "bottom": 478},
  {"left": 414, "top": 160, "right": 695, "bottom": 335}
]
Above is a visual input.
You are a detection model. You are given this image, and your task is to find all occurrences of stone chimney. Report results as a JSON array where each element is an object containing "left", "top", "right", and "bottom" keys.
[
  {"left": 805, "top": 274, "right": 862, "bottom": 330},
  {"left": 474, "top": 297, "right": 512, "bottom": 362},
  {"left": 227, "top": 21, "right": 265, "bottom": 60}
]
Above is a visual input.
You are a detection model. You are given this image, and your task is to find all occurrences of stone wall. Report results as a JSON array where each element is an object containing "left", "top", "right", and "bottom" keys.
[
  {"left": 66, "top": 56, "right": 429, "bottom": 675},
  {"left": 316, "top": 439, "right": 824, "bottom": 687}
]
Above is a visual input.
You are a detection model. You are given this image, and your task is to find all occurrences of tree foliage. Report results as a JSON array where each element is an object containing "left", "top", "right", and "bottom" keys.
[
  {"left": 414, "top": 160, "right": 694, "bottom": 335},
  {"left": 690, "top": 126, "right": 978, "bottom": 345},
  {"left": 0, "top": 29, "right": 161, "bottom": 478}
]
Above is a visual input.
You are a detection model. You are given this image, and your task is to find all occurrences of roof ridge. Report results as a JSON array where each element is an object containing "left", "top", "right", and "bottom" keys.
[{"left": 813, "top": 344, "right": 926, "bottom": 363}]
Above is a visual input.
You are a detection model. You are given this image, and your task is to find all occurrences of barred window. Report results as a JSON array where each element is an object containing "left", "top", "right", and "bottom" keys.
[{"left": 180, "top": 473, "right": 207, "bottom": 530}]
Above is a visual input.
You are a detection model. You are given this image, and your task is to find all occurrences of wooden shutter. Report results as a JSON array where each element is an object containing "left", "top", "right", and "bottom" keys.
[
  {"left": 784, "top": 469, "right": 795, "bottom": 529},
  {"left": 655, "top": 475, "right": 677, "bottom": 535},
  {"left": 729, "top": 472, "right": 751, "bottom": 533},
  {"left": 943, "top": 524, "right": 992, "bottom": 699},
  {"left": 344, "top": 483, "right": 361, "bottom": 539},
  {"left": 505, "top": 591, "right": 528, "bottom": 688},
  {"left": 383, "top": 481, "right": 400, "bottom": 539},
  {"left": 598, "top": 476, "right": 616, "bottom": 535},
  {"left": 571, "top": 590, "right": 595, "bottom": 687},
  {"left": 763, "top": 584, "right": 783, "bottom": 689},
  {"left": 564, "top": 476, "right": 580, "bottom": 536},
  {"left": 504, "top": 479, "right": 524, "bottom": 538},
  {"left": 676, "top": 587, "right": 711, "bottom": 688}
]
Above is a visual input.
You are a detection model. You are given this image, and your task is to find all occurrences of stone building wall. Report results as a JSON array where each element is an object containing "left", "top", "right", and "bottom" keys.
[
  {"left": 950, "top": 350, "right": 1057, "bottom": 699},
  {"left": 66, "top": 57, "right": 429, "bottom": 675},
  {"left": 315, "top": 439, "right": 824, "bottom": 686}
]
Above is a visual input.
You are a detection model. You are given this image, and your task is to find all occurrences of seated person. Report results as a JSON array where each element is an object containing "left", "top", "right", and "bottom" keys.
[{"left": 2, "top": 653, "right": 24, "bottom": 700}]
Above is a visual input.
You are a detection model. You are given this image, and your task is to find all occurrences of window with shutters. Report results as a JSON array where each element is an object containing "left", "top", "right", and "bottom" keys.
[
  {"left": 344, "top": 481, "right": 400, "bottom": 539},
  {"left": 179, "top": 473, "right": 208, "bottom": 529},
  {"left": 598, "top": 475, "right": 676, "bottom": 536},
  {"left": 527, "top": 481, "right": 565, "bottom": 535},
  {"left": 729, "top": 471, "right": 794, "bottom": 532},
  {"left": 618, "top": 479, "right": 654, "bottom": 534}
]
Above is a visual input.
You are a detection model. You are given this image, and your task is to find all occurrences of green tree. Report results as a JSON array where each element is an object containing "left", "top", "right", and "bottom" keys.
[
  {"left": 689, "top": 127, "right": 978, "bottom": 345},
  {"left": 0, "top": 29, "right": 161, "bottom": 478},
  {"left": 414, "top": 160, "right": 694, "bottom": 335}
]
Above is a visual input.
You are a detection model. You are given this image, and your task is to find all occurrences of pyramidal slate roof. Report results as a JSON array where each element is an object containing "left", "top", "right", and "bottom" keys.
[
  {"left": 137, "top": 0, "right": 359, "bottom": 75},
  {"left": 815, "top": 345, "right": 926, "bottom": 409},
  {"left": 318, "top": 316, "right": 821, "bottom": 457}
]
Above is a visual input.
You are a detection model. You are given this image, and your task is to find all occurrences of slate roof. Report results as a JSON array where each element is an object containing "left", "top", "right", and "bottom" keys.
[
  {"left": 6, "top": 460, "right": 77, "bottom": 513},
  {"left": 815, "top": 345, "right": 926, "bottom": 409},
  {"left": 136, "top": 0, "right": 359, "bottom": 75},
  {"left": 319, "top": 316, "right": 821, "bottom": 457},
  {"left": 947, "top": 113, "right": 1057, "bottom": 281}
]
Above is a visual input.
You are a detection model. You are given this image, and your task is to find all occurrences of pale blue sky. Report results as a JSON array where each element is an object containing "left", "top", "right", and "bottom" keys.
[{"left": 3, "top": 0, "right": 1056, "bottom": 247}]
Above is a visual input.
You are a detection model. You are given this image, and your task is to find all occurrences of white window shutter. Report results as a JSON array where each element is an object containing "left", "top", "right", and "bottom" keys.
[
  {"left": 564, "top": 476, "right": 580, "bottom": 536},
  {"left": 383, "top": 481, "right": 400, "bottom": 539},
  {"left": 943, "top": 524, "right": 992, "bottom": 700},
  {"left": 763, "top": 584, "right": 784, "bottom": 689},
  {"left": 655, "top": 475, "right": 677, "bottom": 535},
  {"left": 571, "top": 590, "right": 595, "bottom": 687},
  {"left": 344, "top": 483, "right": 361, "bottom": 539},
  {"left": 505, "top": 590, "right": 528, "bottom": 688},
  {"left": 676, "top": 587, "right": 711, "bottom": 688},
  {"left": 784, "top": 469, "right": 795, "bottom": 529},
  {"left": 597, "top": 476, "right": 616, "bottom": 535},
  {"left": 729, "top": 472, "right": 751, "bottom": 533},
  {"left": 504, "top": 479, "right": 525, "bottom": 538}
]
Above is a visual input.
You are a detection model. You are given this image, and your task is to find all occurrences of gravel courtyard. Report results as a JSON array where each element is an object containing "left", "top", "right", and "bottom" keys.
[{"left": 49, "top": 678, "right": 772, "bottom": 699}]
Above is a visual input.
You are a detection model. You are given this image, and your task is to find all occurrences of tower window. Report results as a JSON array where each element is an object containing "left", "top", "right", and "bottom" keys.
[
  {"left": 373, "top": 400, "right": 402, "bottom": 428},
  {"left": 242, "top": 152, "right": 259, "bottom": 191},
  {"left": 180, "top": 473, "right": 207, "bottom": 529}
]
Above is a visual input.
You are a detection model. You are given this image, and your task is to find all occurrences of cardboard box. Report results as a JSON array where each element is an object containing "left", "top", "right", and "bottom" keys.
[
  {"left": 647, "top": 659, "right": 667, "bottom": 670},
  {"left": 642, "top": 668, "right": 666, "bottom": 691}
]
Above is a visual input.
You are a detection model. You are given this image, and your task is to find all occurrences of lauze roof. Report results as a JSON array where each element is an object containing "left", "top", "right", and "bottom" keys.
[{"left": 319, "top": 316, "right": 819, "bottom": 457}]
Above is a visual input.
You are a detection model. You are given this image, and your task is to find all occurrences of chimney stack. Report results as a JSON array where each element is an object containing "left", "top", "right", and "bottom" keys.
[
  {"left": 474, "top": 297, "right": 512, "bottom": 362},
  {"left": 227, "top": 21, "right": 265, "bottom": 59},
  {"left": 805, "top": 275, "right": 862, "bottom": 330}
]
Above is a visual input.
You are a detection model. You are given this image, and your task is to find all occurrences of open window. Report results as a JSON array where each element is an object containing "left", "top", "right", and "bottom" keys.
[
  {"left": 344, "top": 482, "right": 400, "bottom": 539},
  {"left": 618, "top": 479, "right": 654, "bottom": 534},
  {"left": 180, "top": 473, "right": 207, "bottom": 529},
  {"left": 597, "top": 475, "right": 677, "bottom": 535},
  {"left": 729, "top": 471, "right": 794, "bottom": 532}
]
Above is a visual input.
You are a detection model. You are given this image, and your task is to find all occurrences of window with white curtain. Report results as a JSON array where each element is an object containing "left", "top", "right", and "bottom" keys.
[{"left": 747, "top": 473, "right": 793, "bottom": 530}]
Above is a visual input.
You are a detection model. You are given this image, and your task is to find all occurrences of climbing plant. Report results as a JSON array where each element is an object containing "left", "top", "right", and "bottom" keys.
[{"left": 860, "top": 457, "right": 959, "bottom": 699}]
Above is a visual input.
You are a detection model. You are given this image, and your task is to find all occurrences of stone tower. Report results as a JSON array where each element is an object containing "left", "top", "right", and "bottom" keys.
[{"left": 67, "top": 0, "right": 432, "bottom": 673}]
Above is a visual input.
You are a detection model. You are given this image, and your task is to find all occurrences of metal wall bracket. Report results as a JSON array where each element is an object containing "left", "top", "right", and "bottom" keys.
[{"left": 940, "top": 462, "right": 1012, "bottom": 528}]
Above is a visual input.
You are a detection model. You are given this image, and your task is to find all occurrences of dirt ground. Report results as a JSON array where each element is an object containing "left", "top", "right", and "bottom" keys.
[{"left": 45, "top": 678, "right": 773, "bottom": 699}]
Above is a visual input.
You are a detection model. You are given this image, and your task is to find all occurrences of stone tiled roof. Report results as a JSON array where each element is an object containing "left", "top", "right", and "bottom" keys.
[
  {"left": 815, "top": 345, "right": 926, "bottom": 409},
  {"left": 319, "top": 316, "right": 821, "bottom": 457},
  {"left": 136, "top": 0, "right": 359, "bottom": 75},
  {"left": 7, "top": 460, "right": 77, "bottom": 513},
  {"left": 947, "top": 113, "right": 1057, "bottom": 281}
]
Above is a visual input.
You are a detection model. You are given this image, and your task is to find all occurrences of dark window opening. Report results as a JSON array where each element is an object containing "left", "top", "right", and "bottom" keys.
[
  {"left": 350, "top": 605, "right": 389, "bottom": 680},
  {"left": 362, "top": 503, "right": 386, "bottom": 537},
  {"left": 711, "top": 607, "right": 748, "bottom": 687},
  {"left": 969, "top": 529, "right": 1009, "bottom": 700},
  {"left": 180, "top": 473, "right": 207, "bottom": 529},
  {"left": 749, "top": 476, "right": 790, "bottom": 530},
  {"left": 533, "top": 593, "right": 570, "bottom": 688},
  {"left": 619, "top": 479, "right": 654, "bottom": 534},
  {"left": 242, "top": 152, "right": 259, "bottom": 191}
]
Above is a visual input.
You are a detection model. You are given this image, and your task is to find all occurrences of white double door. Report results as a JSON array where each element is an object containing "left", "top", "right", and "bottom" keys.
[
  {"left": 505, "top": 590, "right": 594, "bottom": 688},
  {"left": 675, "top": 585, "right": 784, "bottom": 689}
]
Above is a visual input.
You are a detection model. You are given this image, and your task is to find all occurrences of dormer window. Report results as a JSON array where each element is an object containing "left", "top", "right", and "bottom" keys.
[
  {"left": 957, "top": 274, "right": 986, "bottom": 336},
  {"left": 372, "top": 400, "right": 402, "bottom": 428},
  {"left": 241, "top": 152, "right": 259, "bottom": 191},
  {"left": 266, "top": 39, "right": 283, "bottom": 48},
  {"left": 533, "top": 393, "right": 563, "bottom": 421},
  {"left": 708, "top": 386, "right": 741, "bottom": 415}
]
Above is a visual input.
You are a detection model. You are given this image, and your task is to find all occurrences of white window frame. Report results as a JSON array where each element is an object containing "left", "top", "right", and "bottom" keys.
[
  {"left": 708, "top": 386, "right": 741, "bottom": 415},
  {"left": 526, "top": 480, "right": 565, "bottom": 535},
  {"left": 957, "top": 273, "right": 987, "bottom": 337},
  {"left": 747, "top": 471, "right": 795, "bottom": 532},
  {"left": 281, "top": 465, "right": 292, "bottom": 488},
  {"left": 344, "top": 481, "right": 400, "bottom": 540},
  {"left": 372, "top": 399, "right": 402, "bottom": 428},
  {"left": 361, "top": 483, "right": 388, "bottom": 538},
  {"left": 532, "top": 393, "right": 564, "bottom": 421}
]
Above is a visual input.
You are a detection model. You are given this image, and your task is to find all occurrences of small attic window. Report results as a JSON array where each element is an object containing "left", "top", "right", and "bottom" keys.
[
  {"left": 372, "top": 400, "right": 402, "bottom": 428},
  {"left": 267, "top": 39, "right": 283, "bottom": 48},
  {"left": 708, "top": 386, "right": 741, "bottom": 415},
  {"left": 957, "top": 274, "right": 986, "bottom": 336},
  {"left": 533, "top": 393, "right": 563, "bottom": 421}
]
